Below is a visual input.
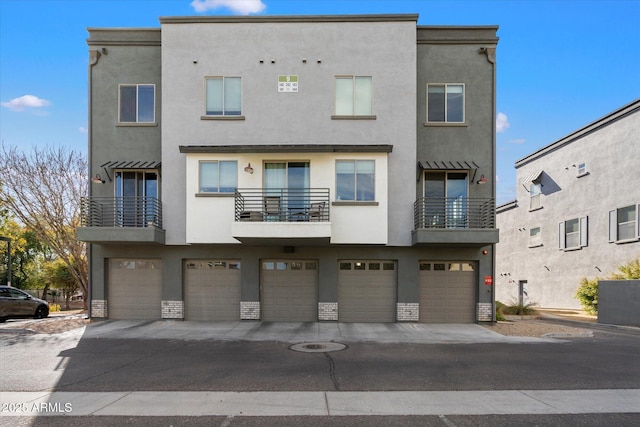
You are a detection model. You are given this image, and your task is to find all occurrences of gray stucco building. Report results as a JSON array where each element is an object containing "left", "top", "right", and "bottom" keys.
[
  {"left": 79, "top": 14, "right": 499, "bottom": 323},
  {"left": 496, "top": 99, "right": 640, "bottom": 309}
]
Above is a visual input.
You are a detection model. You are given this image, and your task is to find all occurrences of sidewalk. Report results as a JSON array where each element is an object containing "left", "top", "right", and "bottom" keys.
[{"left": 3, "top": 389, "right": 639, "bottom": 417}]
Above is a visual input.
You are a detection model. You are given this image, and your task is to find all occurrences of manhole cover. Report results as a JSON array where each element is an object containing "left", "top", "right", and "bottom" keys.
[{"left": 289, "top": 342, "right": 348, "bottom": 353}]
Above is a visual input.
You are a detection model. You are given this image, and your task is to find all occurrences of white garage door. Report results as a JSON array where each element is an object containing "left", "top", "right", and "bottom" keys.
[
  {"left": 261, "top": 260, "right": 318, "bottom": 322},
  {"left": 108, "top": 259, "right": 162, "bottom": 320},
  {"left": 338, "top": 260, "right": 397, "bottom": 323},
  {"left": 419, "top": 261, "right": 476, "bottom": 323},
  {"left": 184, "top": 260, "right": 241, "bottom": 321}
]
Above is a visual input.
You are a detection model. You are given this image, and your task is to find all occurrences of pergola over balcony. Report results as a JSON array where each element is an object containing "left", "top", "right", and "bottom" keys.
[{"left": 412, "top": 197, "right": 499, "bottom": 246}]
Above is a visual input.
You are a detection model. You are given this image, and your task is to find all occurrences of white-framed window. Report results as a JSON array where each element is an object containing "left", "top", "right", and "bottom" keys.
[
  {"left": 529, "top": 182, "right": 542, "bottom": 210},
  {"left": 529, "top": 226, "right": 542, "bottom": 247},
  {"left": 205, "top": 77, "right": 242, "bottom": 116},
  {"left": 609, "top": 204, "right": 640, "bottom": 243},
  {"left": 427, "top": 83, "right": 464, "bottom": 123},
  {"left": 559, "top": 217, "right": 588, "bottom": 250},
  {"left": 577, "top": 162, "right": 588, "bottom": 177},
  {"left": 336, "top": 160, "right": 375, "bottom": 201},
  {"left": 119, "top": 84, "right": 155, "bottom": 123},
  {"left": 335, "top": 76, "right": 372, "bottom": 116},
  {"left": 199, "top": 161, "right": 238, "bottom": 193}
]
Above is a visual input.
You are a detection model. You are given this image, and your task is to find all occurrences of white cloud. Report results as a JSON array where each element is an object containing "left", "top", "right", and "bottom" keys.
[
  {"left": 191, "top": 0, "right": 266, "bottom": 15},
  {"left": 79, "top": 127, "right": 88, "bottom": 134},
  {"left": 1, "top": 94, "right": 51, "bottom": 112},
  {"left": 508, "top": 138, "right": 526, "bottom": 145},
  {"left": 496, "top": 112, "right": 510, "bottom": 133}
]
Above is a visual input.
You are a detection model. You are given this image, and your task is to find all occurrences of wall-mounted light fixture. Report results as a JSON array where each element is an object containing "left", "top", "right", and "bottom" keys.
[
  {"left": 477, "top": 174, "right": 488, "bottom": 184},
  {"left": 92, "top": 174, "right": 105, "bottom": 184},
  {"left": 244, "top": 163, "right": 254, "bottom": 174}
]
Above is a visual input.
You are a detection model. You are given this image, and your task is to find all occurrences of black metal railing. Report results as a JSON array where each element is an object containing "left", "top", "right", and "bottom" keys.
[
  {"left": 414, "top": 197, "right": 495, "bottom": 229},
  {"left": 235, "top": 188, "right": 330, "bottom": 222},
  {"left": 80, "top": 197, "right": 163, "bottom": 228}
]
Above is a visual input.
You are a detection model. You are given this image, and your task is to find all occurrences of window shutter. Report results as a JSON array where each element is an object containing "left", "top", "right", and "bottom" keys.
[
  {"left": 608, "top": 209, "right": 617, "bottom": 242},
  {"left": 579, "top": 216, "right": 588, "bottom": 247},
  {"left": 558, "top": 221, "right": 565, "bottom": 249}
]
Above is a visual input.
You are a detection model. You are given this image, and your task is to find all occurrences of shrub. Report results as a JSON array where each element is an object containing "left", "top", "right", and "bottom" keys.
[
  {"left": 575, "top": 276, "right": 599, "bottom": 315},
  {"left": 49, "top": 303, "right": 61, "bottom": 312},
  {"left": 609, "top": 258, "right": 640, "bottom": 280},
  {"left": 501, "top": 300, "right": 538, "bottom": 315}
]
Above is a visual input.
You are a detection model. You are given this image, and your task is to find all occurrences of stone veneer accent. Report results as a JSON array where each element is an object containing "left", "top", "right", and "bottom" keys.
[
  {"left": 162, "top": 300, "right": 184, "bottom": 319},
  {"left": 91, "top": 299, "right": 107, "bottom": 318},
  {"left": 240, "top": 301, "right": 261, "bottom": 320},
  {"left": 477, "top": 302, "right": 493, "bottom": 322},
  {"left": 318, "top": 302, "right": 338, "bottom": 321},
  {"left": 397, "top": 302, "right": 419, "bottom": 322}
]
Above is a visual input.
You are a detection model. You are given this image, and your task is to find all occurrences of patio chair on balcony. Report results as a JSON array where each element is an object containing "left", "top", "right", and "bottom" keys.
[
  {"left": 264, "top": 196, "right": 282, "bottom": 221},
  {"left": 308, "top": 201, "right": 326, "bottom": 222}
]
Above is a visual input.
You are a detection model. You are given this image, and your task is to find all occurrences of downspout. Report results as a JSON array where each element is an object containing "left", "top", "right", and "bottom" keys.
[{"left": 86, "top": 46, "right": 102, "bottom": 319}]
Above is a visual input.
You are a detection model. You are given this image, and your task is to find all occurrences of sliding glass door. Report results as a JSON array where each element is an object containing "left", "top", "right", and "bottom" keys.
[
  {"left": 424, "top": 171, "right": 468, "bottom": 228},
  {"left": 264, "top": 162, "right": 310, "bottom": 220}
]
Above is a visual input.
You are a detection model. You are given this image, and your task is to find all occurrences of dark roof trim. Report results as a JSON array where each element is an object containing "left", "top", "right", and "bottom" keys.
[
  {"left": 417, "top": 26, "right": 499, "bottom": 45},
  {"left": 418, "top": 160, "right": 479, "bottom": 170},
  {"left": 516, "top": 98, "right": 640, "bottom": 168},
  {"left": 101, "top": 160, "right": 161, "bottom": 169},
  {"left": 161, "top": 14, "right": 419, "bottom": 24},
  {"left": 179, "top": 144, "right": 393, "bottom": 154}
]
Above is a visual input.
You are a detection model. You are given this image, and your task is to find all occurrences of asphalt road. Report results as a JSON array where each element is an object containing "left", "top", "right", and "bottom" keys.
[{"left": 1, "top": 320, "right": 639, "bottom": 426}]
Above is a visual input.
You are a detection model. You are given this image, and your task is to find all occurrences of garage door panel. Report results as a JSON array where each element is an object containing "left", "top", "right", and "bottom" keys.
[
  {"left": 184, "top": 260, "right": 241, "bottom": 321},
  {"left": 108, "top": 259, "right": 162, "bottom": 320},
  {"left": 261, "top": 260, "right": 318, "bottom": 322},
  {"left": 338, "top": 261, "right": 397, "bottom": 323},
  {"left": 419, "top": 261, "right": 476, "bottom": 323}
]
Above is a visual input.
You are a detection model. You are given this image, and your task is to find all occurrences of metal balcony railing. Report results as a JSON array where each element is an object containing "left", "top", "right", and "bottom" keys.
[
  {"left": 414, "top": 197, "right": 495, "bottom": 229},
  {"left": 235, "top": 188, "right": 330, "bottom": 222},
  {"left": 80, "top": 197, "right": 163, "bottom": 228}
]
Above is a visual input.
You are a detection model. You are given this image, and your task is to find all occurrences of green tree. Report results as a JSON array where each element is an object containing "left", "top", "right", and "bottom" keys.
[
  {"left": 0, "top": 144, "right": 88, "bottom": 307},
  {"left": 46, "top": 259, "right": 79, "bottom": 310}
]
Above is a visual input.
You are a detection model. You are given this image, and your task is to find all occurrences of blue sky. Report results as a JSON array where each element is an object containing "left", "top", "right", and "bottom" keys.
[{"left": 1, "top": 0, "right": 638, "bottom": 204}]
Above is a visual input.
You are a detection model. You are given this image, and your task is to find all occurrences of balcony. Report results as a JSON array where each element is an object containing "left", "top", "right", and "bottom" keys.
[
  {"left": 77, "top": 197, "right": 165, "bottom": 244},
  {"left": 412, "top": 197, "right": 499, "bottom": 246},
  {"left": 231, "top": 188, "right": 331, "bottom": 245}
]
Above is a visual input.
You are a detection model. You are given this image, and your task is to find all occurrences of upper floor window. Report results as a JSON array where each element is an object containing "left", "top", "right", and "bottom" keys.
[
  {"left": 199, "top": 161, "right": 237, "bottom": 193},
  {"left": 529, "top": 182, "right": 542, "bottom": 211},
  {"left": 529, "top": 226, "right": 542, "bottom": 248},
  {"left": 119, "top": 84, "right": 155, "bottom": 123},
  {"left": 577, "top": 162, "right": 588, "bottom": 177},
  {"left": 335, "top": 76, "right": 372, "bottom": 116},
  {"left": 609, "top": 204, "right": 639, "bottom": 243},
  {"left": 559, "top": 217, "right": 588, "bottom": 250},
  {"left": 336, "top": 160, "right": 375, "bottom": 201},
  {"left": 427, "top": 83, "right": 464, "bottom": 123},
  {"left": 205, "top": 77, "right": 242, "bottom": 116}
]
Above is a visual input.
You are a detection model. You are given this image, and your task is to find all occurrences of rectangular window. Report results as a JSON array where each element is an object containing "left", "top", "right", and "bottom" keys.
[
  {"left": 119, "top": 84, "right": 155, "bottom": 123},
  {"left": 199, "top": 161, "right": 237, "bottom": 193},
  {"left": 206, "top": 77, "right": 242, "bottom": 116},
  {"left": 529, "top": 182, "right": 542, "bottom": 210},
  {"left": 529, "top": 227, "right": 542, "bottom": 247},
  {"left": 335, "top": 76, "right": 372, "bottom": 116},
  {"left": 336, "top": 160, "right": 375, "bottom": 201},
  {"left": 609, "top": 204, "right": 640, "bottom": 243},
  {"left": 427, "top": 84, "right": 464, "bottom": 123},
  {"left": 577, "top": 162, "right": 588, "bottom": 177},
  {"left": 559, "top": 217, "right": 588, "bottom": 250}
]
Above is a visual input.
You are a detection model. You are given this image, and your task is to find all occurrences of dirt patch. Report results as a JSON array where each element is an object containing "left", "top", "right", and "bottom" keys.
[{"left": 483, "top": 319, "right": 592, "bottom": 337}]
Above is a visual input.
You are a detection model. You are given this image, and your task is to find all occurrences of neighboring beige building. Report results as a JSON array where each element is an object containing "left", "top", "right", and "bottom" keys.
[{"left": 496, "top": 99, "right": 640, "bottom": 309}]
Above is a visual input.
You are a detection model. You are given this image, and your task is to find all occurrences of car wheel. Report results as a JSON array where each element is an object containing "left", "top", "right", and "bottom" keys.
[
  {"left": 34, "top": 305, "right": 49, "bottom": 319},
  {"left": 0, "top": 317, "right": 6, "bottom": 323}
]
